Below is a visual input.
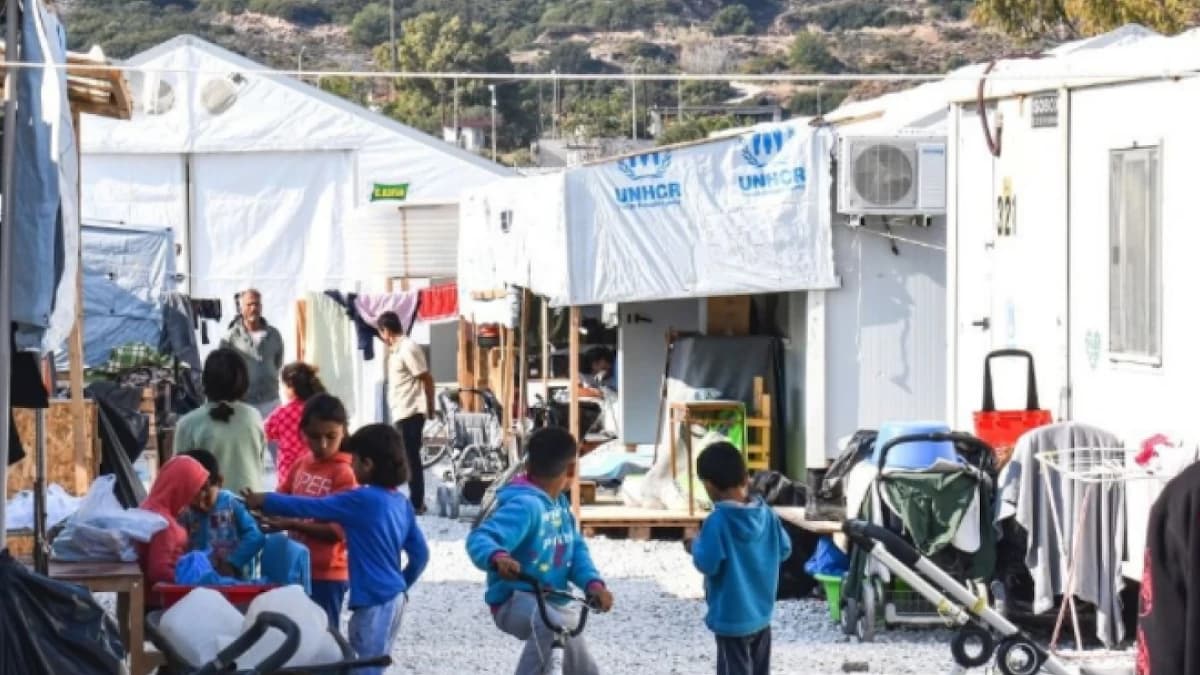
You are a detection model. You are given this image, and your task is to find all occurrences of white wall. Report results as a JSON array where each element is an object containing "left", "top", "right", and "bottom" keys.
[
  {"left": 1067, "top": 77, "right": 1200, "bottom": 443},
  {"left": 821, "top": 218, "right": 947, "bottom": 458},
  {"left": 617, "top": 300, "right": 702, "bottom": 444}
]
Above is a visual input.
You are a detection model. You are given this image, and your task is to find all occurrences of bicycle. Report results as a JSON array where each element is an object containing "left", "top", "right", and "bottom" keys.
[{"left": 514, "top": 573, "right": 602, "bottom": 675}]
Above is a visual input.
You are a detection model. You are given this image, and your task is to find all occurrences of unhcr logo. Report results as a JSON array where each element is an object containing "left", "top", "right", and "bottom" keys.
[
  {"left": 737, "top": 128, "right": 806, "bottom": 195},
  {"left": 613, "top": 151, "right": 682, "bottom": 208}
]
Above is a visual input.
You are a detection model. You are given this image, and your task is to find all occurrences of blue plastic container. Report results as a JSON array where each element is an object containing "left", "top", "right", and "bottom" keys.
[{"left": 873, "top": 421, "right": 958, "bottom": 470}]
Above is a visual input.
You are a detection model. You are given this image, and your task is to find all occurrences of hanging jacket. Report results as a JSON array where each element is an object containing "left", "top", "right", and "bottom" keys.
[
  {"left": 137, "top": 456, "right": 210, "bottom": 589},
  {"left": 1137, "top": 462, "right": 1200, "bottom": 675}
]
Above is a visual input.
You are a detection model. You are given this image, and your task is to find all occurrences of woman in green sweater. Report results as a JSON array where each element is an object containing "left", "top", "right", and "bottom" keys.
[{"left": 173, "top": 348, "right": 267, "bottom": 494}]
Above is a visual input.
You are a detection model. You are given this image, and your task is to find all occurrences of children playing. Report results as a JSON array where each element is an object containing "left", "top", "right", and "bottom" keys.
[
  {"left": 685, "top": 441, "right": 792, "bottom": 675},
  {"left": 272, "top": 393, "right": 358, "bottom": 628},
  {"left": 137, "top": 455, "right": 214, "bottom": 591},
  {"left": 466, "top": 426, "right": 614, "bottom": 675},
  {"left": 242, "top": 424, "right": 429, "bottom": 674},
  {"left": 178, "top": 449, "right": 265, "bottom": 579}
]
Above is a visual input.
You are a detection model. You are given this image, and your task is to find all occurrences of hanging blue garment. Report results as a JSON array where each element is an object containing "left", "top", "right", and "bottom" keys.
[
  {"left": 260, "top": 533, "right": 312, "bottom": 595},
  {"left": 12, "top": 1, "right": 78, "bottom": 353}
]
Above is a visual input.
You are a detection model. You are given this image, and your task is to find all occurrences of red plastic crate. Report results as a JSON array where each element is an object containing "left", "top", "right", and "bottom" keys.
[{"left": 154, "top": 582, "right": 278, "bottom": 609}]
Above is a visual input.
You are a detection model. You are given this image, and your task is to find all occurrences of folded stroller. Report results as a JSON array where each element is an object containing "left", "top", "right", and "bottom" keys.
[
  {"left": 842, "top": 430, "right": 997, "bottom": 642},
  {"left": 431, "top": 388, "right": 512, "bottom": 519}
]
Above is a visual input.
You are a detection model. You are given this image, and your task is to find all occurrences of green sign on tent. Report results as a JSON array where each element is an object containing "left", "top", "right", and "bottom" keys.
[{"left": 370, "top": 183, "right": 410, "bottom": 202}]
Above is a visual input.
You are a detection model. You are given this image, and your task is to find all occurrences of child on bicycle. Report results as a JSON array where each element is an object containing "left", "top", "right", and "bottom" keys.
[
  {"left": 467, "top": 426, "right": 614, "bottom": 675},
  {"left": 685, "top": 441, "right": 792, "bottom": 675},
  {"left": 243, "top": 424, "right": 428, "bottom": 675}
]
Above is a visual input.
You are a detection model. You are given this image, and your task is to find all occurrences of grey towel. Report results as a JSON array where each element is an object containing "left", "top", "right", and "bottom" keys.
[{"left": 996, "top": 422, "right": 1125, "bottom": 647}]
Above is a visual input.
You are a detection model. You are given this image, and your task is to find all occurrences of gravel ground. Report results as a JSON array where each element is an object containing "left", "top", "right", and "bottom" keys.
[{"left": 389, "top": 515, "right": 960, "bottom": 675}]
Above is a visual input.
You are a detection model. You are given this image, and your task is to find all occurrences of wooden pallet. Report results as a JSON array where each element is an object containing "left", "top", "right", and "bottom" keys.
[{"left": 579, "top": 505, "right": 706, "bottom": 541}]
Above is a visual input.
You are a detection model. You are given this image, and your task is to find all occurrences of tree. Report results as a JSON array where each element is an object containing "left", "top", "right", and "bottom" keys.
[
  {"left": 973, "top": 0, "right": 1200, "bottom": 40},
  {"left": 372, "top": 13, "right": 536, "bottom": 150},
  {"left": 350, "top": 3, "right": 390, "bottom": 48},
  {"left": 711, "top": 4, "right": 756, "bottom": 35},
  {"left": 789, "top": 32, "right": 843, "bottom": 73}
]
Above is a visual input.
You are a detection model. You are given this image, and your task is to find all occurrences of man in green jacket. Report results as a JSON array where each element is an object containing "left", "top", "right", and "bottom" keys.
[{"left": 221, "top": 288, "right": 285, "bottom": 421}]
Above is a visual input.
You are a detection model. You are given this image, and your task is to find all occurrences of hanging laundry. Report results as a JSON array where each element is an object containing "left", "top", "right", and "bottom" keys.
[
  {"left": 189, "top": 298, "right": 222, "bottom": 345},
  {"left": 294, "top": 298, "right": 308, "bottom": 362},
  {"left": 324, "top": 291, "right": 379, "bottom": 360},
  {"left": 354, "top": 291, "right": 420, "bottom": 331},
  {"left": 417, "top": 283, "right": 457, "bottom": 322},
  {"left": 304, "top": 292, "right": 356, "bottom": 418},
  {"left": 160, "top": 293, "right": 202, "bottom": 374}
]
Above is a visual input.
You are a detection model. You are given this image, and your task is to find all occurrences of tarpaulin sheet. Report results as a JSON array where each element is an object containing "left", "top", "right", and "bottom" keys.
[{"left": 62, "top": 224, "right": 176, "bottom": 368}]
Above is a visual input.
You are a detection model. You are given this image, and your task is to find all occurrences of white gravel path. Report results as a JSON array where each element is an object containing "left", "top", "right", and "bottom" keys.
[{"left": 386, "top": 515, "right": 960, "bottom": 675}]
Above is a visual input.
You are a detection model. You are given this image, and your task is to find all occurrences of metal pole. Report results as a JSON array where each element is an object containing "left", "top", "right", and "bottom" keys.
[
  {"left": 297, "top": 46, "right": 305, "bottom": 81},
  {"left": 551, "top": 69, "right": 558, "bottom": 139},
  {"left": 388, "top": 0, "right": 397, "bottom": 69},
  {"left": 489, "top": 84, "right": 497, "bottom": 161},
  {"left": 452, "top": 77, "right": 459, "bottom": 146},
  {"left": 0, "top": 0, "right": 23, "bottom": 546},
  {"left": 33, "top": 393, "right": 46, "bottom": 573},
  {"left": 630, "top": 76, "right": 637, "bottom": 140}
]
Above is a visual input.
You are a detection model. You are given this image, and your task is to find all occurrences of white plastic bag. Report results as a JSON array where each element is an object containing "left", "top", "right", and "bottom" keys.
[{"left": 51, "top": 475, "right": 168, "bottom": 562}]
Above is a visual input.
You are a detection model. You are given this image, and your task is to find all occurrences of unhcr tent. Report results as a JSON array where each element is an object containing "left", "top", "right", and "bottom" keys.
[
  {"left": 459, "top": 121, "right": 839, "bottom": 309},
  {"left": 80, "top": 35, "right": 512, "bottom": 370}
]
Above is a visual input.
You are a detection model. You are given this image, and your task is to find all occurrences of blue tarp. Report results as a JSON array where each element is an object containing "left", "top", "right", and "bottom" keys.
[{"left": 55, "top": 224, "right": 176, "bottom": 369}]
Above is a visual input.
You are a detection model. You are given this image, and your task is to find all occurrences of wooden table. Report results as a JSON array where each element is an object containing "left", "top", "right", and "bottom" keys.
[
  {"left": 668, "top": 401, "right": 747, "bottom": 516},
  {"left": 44, "top": 560, "right": 150, "bottom": 675}
]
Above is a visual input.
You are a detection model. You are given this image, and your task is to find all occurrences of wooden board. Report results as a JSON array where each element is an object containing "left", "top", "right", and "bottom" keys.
[
  {"left": 6, "top": 400, "right": 100, "bottom": 499},
  {"left": 579, "top": 505, "right": 706, "bottom": 540}
]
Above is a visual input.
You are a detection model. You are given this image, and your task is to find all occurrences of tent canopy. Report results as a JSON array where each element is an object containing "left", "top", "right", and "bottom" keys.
[{"left": 459, "top": 120, "right": 839, "bottom": 308}]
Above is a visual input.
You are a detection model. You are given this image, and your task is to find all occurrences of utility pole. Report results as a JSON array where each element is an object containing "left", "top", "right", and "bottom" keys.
[
  {"left": 551, "top": 69, "right": 559, "bottom": 139},
  {"left": 630, "top": 77, "right": 637, "bottom": 140},
  {"left": 452, "top": 78, "right": 460, "bottom": 148},
  {"left": 388, "top": 0, "right": 398, "bottom": 97},
  {"left": 489, "top": 84, "right": 498, "bottom": 162},
  {"left": 297, "top": 46, "right": 305, "bottom": 81}
]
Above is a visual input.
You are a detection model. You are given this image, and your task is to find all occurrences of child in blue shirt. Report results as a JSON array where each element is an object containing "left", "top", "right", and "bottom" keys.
[
  {"left": 242, "top": 424, "right": 428, "bottom": 675},
  {"left": 467, "top": 427, "right": 615, "bottom": 675},
  {"left": 685, "top": 442, "right": 792, "bottom": 675},
  {"left": 178, "top": 449, "right": 265, "bottom": 579}
]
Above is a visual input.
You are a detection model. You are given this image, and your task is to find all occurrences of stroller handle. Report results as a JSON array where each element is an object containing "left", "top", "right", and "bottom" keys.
[
  {"left": 514, "top": 573, "right": 592, "bottom": 638},
  {"left": 195, "top": 611, "right": 300, "bottom": 675},
  {"left": 842, "top": 519, "right": 922, "bottom": 569},
  {"left": 875, "top": 431, "right": 993, "bottom": 471}
]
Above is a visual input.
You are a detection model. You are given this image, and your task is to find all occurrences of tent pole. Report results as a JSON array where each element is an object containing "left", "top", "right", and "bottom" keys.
[
  {"left": 0, "top": 0, "right": 23, "bottom": 547},
  {"left": 568, "top": 306, "right": 581, "bottom": 520},
  {"left": 69, "top": 111, "right": 85, "bottom": 494}
]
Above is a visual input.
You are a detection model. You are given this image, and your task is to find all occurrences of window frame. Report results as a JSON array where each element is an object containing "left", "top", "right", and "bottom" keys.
[{"left": 1106, "top": 143, "right": 1163, "bottom": 367}]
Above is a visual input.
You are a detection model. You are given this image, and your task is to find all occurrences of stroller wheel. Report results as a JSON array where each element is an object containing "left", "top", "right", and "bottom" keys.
[
  {"left": 995, "top": 637, "right": 1045, "bottom": 675},
  {"left": 841, "top": 598, "right": 859, "bottom": 636},
  {"left": 950, "top": 625, "right": 995, "bottom": 669},
  {"left": 857, "top": 581, "right": 876, "bottom": 642}
]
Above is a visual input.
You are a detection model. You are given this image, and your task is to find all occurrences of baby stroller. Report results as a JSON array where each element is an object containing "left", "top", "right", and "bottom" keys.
[
  {"left": 429, "top": 388, "right": 513, "bottom": 519},
  {"left": 841, "top": 430, "right": 998, "bottom": 642}
]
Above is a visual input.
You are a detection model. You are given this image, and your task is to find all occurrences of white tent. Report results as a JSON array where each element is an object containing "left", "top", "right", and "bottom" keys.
[
  {"left": 80, "top": 35, "right": 511, "bottom": 377},
  {"left": 459, "top": 121, "right": 840, "bottom": 310}
]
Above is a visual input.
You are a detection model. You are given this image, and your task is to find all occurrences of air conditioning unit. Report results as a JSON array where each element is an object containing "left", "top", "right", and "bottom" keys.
[{"left": 838, "top": 136, "right": 946, "bottom": 216}]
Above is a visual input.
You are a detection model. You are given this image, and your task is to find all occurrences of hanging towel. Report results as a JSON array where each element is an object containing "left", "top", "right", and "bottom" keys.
[
  {"left": 325, "top": 291, "right": 379, "bottom": 360},
  {"left": 417, "top": 283, "right": 457, "bottom": 322},
  {"left": 305, "top": 292, "right": 357, "bottom": 418},
  {"left": 354, "top": 291, "right": 420, "bottom": 331}
]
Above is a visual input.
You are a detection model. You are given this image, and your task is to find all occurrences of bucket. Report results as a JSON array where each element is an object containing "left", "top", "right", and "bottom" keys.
[
  {"left": 873, "top": 421, "right": 957, "bottom": 470},
  {"left": 814, "top": 574, "right": 843, "bottom": 621}
]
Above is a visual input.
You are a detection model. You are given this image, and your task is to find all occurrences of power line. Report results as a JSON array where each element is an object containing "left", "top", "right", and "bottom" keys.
[{"left": 7, "top": 59, "right": 1200, "bottom": 83}]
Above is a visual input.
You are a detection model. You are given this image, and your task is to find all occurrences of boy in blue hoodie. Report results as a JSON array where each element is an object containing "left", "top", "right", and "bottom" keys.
[
  {"left": 178, "top": 449, "right": 265, "bottom": 579},
  {"left": 467, "top": 427, "right": 615, "bottom": 675},
  {"left": 685, "top": 442, "right": 792, "bottom": 675}
]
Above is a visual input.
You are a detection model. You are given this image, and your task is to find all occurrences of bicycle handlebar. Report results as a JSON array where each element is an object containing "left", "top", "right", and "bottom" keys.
[{"left": 514, "top": 572, "right": 595, "bottom": 638}]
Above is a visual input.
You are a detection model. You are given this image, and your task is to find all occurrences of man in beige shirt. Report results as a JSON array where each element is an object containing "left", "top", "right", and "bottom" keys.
[{"left": 378, "top": 311, "right": 435, "bottom": 514}]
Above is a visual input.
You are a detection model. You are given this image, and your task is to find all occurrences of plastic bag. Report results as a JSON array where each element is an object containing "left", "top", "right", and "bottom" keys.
[
  {"left": 52, "top": 475, "right": 168, "bottom": 562},
  {"left": 4, "top": 484, "right": 83, "bottom": 530},
  {"left": 0, "top": 550, "right": 125, "bottom": 674},
  {"left": 804, "top": 536, "right": 850, "bottom": 578},
  {"left": 175, "top": 551, "right": 241, "bottom": 586}
]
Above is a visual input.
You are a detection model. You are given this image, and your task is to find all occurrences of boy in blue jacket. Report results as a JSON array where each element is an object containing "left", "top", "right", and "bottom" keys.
[
  {"left": 685, "top": 442, "right": 792, "bottom": 675},
  {"left": 179, "top": 449, "right": 265, "bottom": 579},
  {"left": 467, "top": 427, "right": 615, "bottom": 675}
]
